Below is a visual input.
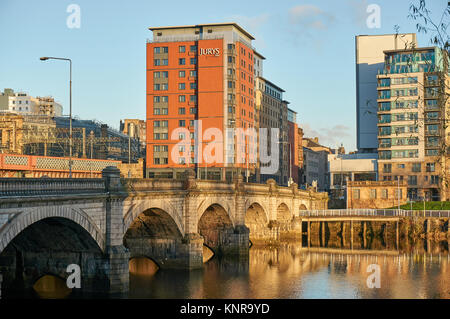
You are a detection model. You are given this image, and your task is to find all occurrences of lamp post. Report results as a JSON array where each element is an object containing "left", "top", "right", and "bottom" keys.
[{"left": 40, "top": 56, "right": 73, "bottom": 178}]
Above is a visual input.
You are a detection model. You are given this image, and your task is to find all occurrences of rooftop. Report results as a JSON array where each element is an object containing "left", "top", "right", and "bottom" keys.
[{"left": 149, "top": 23, "right": 255, "bottom": 40}]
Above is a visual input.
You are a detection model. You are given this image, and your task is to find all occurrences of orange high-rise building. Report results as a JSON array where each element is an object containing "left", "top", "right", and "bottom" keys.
[{"left": 146, "top": 23, "right": 257, "bottom": 180}]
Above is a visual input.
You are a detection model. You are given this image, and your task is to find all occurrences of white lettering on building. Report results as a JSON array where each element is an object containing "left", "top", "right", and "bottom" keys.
[{"left": 199, "top": 48, "right": 220, "bottom": 57}]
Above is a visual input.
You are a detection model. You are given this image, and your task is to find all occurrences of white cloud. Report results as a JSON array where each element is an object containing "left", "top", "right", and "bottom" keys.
[{"left": 288, "top": 4, "right": 335, "bottom": 32}]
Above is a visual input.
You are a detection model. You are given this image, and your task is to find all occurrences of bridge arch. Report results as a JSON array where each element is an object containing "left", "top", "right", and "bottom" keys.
[
  {"left": 0, "top": 215, "right": 106, "bottom": 296},
  {"left": 198, "top": 203, "right": 234, "bottom": 255},
  {"left": 277, "top": 203, "right": 292, "bottom": 222},
  {"left": 124, "top": 207, "right": 183, "bottom": 269},
  {"left": 245, "top": 202, "right": 269, "bottom": 244},
  {"left": 123, "top": 198, "right": 184, "bottom": 236},
  {"left": 0, "top": 205, "right": 105, "bottom": 253},
  {"left": 196, "top": 197, "right": 235, "bottom": 227}
]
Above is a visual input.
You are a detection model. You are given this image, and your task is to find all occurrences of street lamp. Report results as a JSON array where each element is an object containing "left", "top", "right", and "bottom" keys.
[{"left": 40, "top": 56, "right": 73, "bottom": 178}]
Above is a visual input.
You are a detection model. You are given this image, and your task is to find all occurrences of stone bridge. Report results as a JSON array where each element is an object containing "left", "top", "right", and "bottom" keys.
[{"left": 0, "top": 167, "right": 327, "bottom": 296}]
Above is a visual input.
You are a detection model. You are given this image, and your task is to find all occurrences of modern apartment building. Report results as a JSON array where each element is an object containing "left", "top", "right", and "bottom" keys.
[
  {"left": 146, "top": 23, "right": 257, "bottom": 180},
  {"left": 376, "top": 46, "right": 449, "bottom": 201},
  {"left": 287, "top": 108, "right": 299, "bottom": 185},
  {"left": 0, "top": 89, "right": 62, "bottom": 117},
  {"left": 255, "top": 76, "right": 289, "bottom": 184},
  {"left": 356, "top": 33, "right": 417, "bottom": 153}
]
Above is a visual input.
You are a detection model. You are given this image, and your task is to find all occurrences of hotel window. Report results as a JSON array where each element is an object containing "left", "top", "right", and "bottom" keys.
[
  {"left": 154, "top": 47, "right": 160, "bottom": 54},
  {"left": 426, "top": 149, "right": 439, "bottom": 156},
  {"left": 161, "top": 120, "right": 168, "bottom": 127},
  {"left": 154, "top": 72, "right": 160, "bottom": 78},
  {"left": 179, "top": 145, "right": 185, "bottom": 152},
  {"left": 190, "top": 107, "right": 197, "bottom": 114},
  {"left": 190, "top": 45, "right": 197, "bottom": 52},
  {"left": 153, "top": 145, "right": 160, "bottom": 152},
  {"left": 179, "top": 120, "right": 185, "bottom": 127},
  {"left": 161, "top": 96, "right": 168, "bottom": 102},
  {"left": 189, "top": 120, "right": 194, "bottom": 127},
  {"left": 190, "top": 132, "right": 195, "bottom": 139},
  {"left": 154, "top": 59, "right": 161, "bottom": 66},
  {"left": 161, "top": 108, "right": 168, "bottom": 115},
  {"left": 179, "top": 70, "right": 185, "bottom": 78},
  {"left": 426, "top": 163, "right": 435, "bottom": 172},
  {"left": 179, "top": 157, "right": 186, "bottom": 164},
  {"left": 190, "top": 58, "right": 197, "bottom": 65},
  {"left": 161, "top": 133, "right": 168, "bottom": 139},
  {"left": 383, "top": 164, "right": 392, "bottom": 173},
  {"left": 412, "top": 163, "right": 421, "bottom": 172},
  {"left": 395, "top": 189, "right": 402, "bottom": 200},
  {"left": 179, "top": 133, "right": 185, "bottom": 140},
  {"left": 154, "top": 133, "right": 160, "bottom": 140},
  {"left": 190, "top": 95, "right": 197, "bottom": 102},
  {"left": 190, "top": 83, "right": 197, "bottom": 90},
  {"left": 179, "top": 45, "right": 185, "bottom": 53},
  {"left": 408, "top": 175, "right": 417, "bottom": 185},
  {"left": 154, "top": 96, "right": 160, "bottom": 103},
  {"left": 161, "top": 145, "right": 168, "bottom": 152},
  {"left": 179, "top": 58, "right": 185, "bottom": 65},
  {"left": 190, "top": 70, "right": 197, "bottom": 77},
  {"left": 431, "top": 175, "right": 439, "bottom": 184},
  {"left": 153, "top": 158, "right": 160, "bottom": 164},
  {"left": 154, "top": 84, "right": 160, "bottom": 90},
  {"left": 179, "top": 95, "right": 186, "bottom": 102},
  {"left": 153, "top": 121, "right": 160, "bottom": 127},
  {"left": 161, "top": 71, "right": 168, "bottom": 78},
  {"left": 162, "top": 47, "right": 168, "bottom": 53},
  {"left": 370, "top": 189, "right": 377, "bottom": 199},
  {"left": 179, "top": 83, "right": 185, "bottom": 90},
  {"left": 162, "top": 158, "right": 168, "bottom": 164},
  {"left": 161, "top": 83, "right": 168, "bottom": 90},
  {"left": 381, "top": 189, "right": 388, "bottom": 199},
  {"left": 162, "top": 59, "right": 168, "bottom": 66},
  {"left": 178, "top": 107, "right": 185, "bottom": 115},
  {"left": 153, "top": 108, "right": 160, "bottom": 115},
  {"left": 353, "top": 189, "right": 360, "bottom": 199}
]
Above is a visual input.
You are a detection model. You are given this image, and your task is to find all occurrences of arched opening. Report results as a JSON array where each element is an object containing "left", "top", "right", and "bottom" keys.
[
  {"left": 124, "top": 208, "right": 183, "bottom": 269},
  {"left": 245, "top": 203, "right": 269, "bottom": 244},
  {"left": 299, "top": 204, "right": 308, "bottom": 211},
  {"left": 0, "top": 217, "right": 105, "bottom": 298},
  {"left": 198, "top": 204, "right": 234, "bottom": 256},
  {"left": 277, "top": 203, "right": 291, "bottom": 222}
]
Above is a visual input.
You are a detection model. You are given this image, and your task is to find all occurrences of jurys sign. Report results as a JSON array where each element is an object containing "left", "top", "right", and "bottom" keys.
[{"left": 199, "top": 48, "right": 220, "bottom": 56}]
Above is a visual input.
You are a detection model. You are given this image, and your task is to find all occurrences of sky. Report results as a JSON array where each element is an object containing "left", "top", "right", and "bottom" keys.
[{"left": 0, "top": 0, "right": 447, "bottom": 152}]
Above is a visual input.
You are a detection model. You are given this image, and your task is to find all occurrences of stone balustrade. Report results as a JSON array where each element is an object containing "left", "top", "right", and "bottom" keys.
[{"left": 0, "top": 178, "right": 106, "bottom": 197}]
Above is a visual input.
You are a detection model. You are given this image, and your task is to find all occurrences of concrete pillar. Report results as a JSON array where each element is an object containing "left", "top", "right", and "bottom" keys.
[
  {"left": 396, "top": 220, "right": 399, "bottom": 249},
  {"left": 103, "top": 166, "right": 130, "bottom": 295},
  {"left": 341, "top": 222, "right": 346, "bottom": 247},
  {"left": 350, "top": 220, "right": 354, "bottom": 250},
  {"left": 307, "top": 220, "right": 311, "bottom": 248},
  {"left": 321, "top": 221, "right": 326, "bottom": 247},
  {"left": 363, "top": 221, "right": 367, "bottom": 248}
]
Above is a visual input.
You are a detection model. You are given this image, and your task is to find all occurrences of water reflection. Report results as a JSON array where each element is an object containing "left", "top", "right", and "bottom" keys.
[
  {"left": 130, "top": 240, "right": 450, "bottom": 299},
  {"left": 33, "top": 275, "right": 72, "bottom": 299}
]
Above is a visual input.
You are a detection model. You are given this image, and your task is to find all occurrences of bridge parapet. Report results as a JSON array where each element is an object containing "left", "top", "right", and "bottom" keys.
[{"left": 0, "top": 177, "right": 106, "bottom": 197}]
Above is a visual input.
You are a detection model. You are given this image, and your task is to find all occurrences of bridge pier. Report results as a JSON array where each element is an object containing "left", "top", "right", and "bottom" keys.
[{"left": 103, "top": 167, "right": 130, "bottom": 295}]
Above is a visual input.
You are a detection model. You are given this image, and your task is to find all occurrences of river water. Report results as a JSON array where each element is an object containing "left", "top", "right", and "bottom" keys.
[{"left": 127, "top": 241, "right": 450, "bottom": 299}]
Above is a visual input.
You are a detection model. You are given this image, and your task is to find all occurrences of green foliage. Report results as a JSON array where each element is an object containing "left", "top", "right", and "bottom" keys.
[{"left": 389, "top": 201, "right": 450, "bottom": 210}]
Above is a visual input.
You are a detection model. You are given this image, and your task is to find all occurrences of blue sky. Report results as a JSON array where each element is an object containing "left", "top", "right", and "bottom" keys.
[{"left": 0, "top": 0, "right": 447, "bottom": 152}]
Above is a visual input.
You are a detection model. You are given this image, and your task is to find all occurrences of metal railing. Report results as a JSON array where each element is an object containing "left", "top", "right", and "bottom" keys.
[{"left": 298, "top": 209, "right": 450, "bottom": 218}]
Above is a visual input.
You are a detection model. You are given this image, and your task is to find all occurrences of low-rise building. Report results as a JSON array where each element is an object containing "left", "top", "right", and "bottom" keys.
[{"left": 347, "top": 180, "right": 408, "bottom": 209}]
